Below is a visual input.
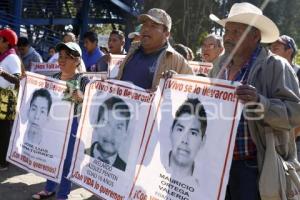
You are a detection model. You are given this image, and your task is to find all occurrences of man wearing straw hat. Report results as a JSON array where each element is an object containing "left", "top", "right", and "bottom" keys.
[{"left": 209, "top": 2, "right": 300, "bottom": 200}]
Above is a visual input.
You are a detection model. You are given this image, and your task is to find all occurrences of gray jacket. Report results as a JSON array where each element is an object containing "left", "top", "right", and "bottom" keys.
[{"left": 210, "top": 47, "right": 300, "bottom": 200}]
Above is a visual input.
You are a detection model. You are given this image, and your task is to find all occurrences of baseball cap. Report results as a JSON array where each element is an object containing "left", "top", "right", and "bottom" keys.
[
  {"left": 56, "top": 42, "right": 82, "bottom": 57},
  {"left": 138, "top": 8, "right": 172, "bottom": 32},
  {"left": 128, "top": 24, "right": 142, "bottom": 39},
  {"left": 0, "top": 28, "right": 18, "bottom": 46},
  {"left": 277, "top": 35, "right": 298, "bottom": 56}
]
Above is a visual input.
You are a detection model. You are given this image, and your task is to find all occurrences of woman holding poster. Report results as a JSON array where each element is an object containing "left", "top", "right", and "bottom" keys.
[
  {"left": 32, "top": 42, "right": 89, "bottom": 200},
  {"left": 0, "top": 29, "right": 22, "bottom": 171}
]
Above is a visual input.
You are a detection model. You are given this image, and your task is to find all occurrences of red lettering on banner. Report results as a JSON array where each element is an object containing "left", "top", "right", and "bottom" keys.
[
  {"left": 133, "top": 190, "right": 148, "bottom": 200},
  {"left": 32, "top": 161, "right": 56, "bottom": 174}
]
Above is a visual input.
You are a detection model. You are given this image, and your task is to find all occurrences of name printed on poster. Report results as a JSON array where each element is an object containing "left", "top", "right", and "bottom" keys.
[
  {"left": 165, "top": 79, "right": 236, "bottom": 102},
  {"left": 132, "top": 173, "right": 194, "bottom": 200},
  {"left": 90, "top": 81, "right": 153, "bottom": 103},
  {"left": 72, "top": 159, "right": 124, "bottom": 200},
  {"left": 27, "top": 77, "right": 65, "bottom": 93}
]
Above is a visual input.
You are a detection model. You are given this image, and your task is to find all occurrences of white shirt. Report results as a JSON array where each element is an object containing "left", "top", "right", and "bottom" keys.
[
  {"left": 0, "top": 54, "right": 21, "bottom": 89},
  {"left": 47, "top": 52, "right": 59, "bottom": 64}
]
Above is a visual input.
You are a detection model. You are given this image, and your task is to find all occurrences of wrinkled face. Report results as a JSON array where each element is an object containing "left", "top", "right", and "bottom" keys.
[
  {"left": 108, "top": 33, "right": 124, "bottom": 54},
  {"left": 58, "top": 50, "right": 78, "bottom": 74},
  {"left": 83, "top": 38, "right": 97, "bottom": 53},
  {"left": 0, "top": 37, "right": 9, "bottom": 54},
  {"left": 95, "top": 109, "right": 128, "bottom": 158},
  {"left": 223, "top": 22, "right": 259, "bottom": 56},
  {"left": 140, "top": 19, "right": 169, "bottom": 53},
  {"left": 17, "top": 45, "right": 29, "bottom": 56},
  {"left": 270, "top": 41, "right": 291, "bottom": 61},
  {"left": 170, "top": 113, "right": 203, "bottom": 167},
  {"left": 28, "top": 96, "right": 49, "bottom": 131},
  {"left": 201, "top": 37, "right": 223, "bottom": 62}
]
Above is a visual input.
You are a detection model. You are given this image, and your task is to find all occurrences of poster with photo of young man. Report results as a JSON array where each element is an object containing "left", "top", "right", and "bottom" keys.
[
  {"left": 68, "top": 79, "right": 154, "bottom": 200},
  {"left": 130, "top": 75, "right": 243, "bottom": 200},
  {"left": 7, "top": 72, "right": 74, "bottom": 182}
]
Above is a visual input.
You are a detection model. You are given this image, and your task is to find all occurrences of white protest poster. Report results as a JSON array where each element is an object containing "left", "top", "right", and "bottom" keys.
[
  {"left": 81, "top": 72, "right": 107, "bottom": 80},
  {"left": 30, "top": 62, "right": 60, "bottom": 76},
  {"left": 188, "top": 61, "right": 213, "bottom": 76},
  {"left": 7, "top": 72, "right": 74, "bottom": 182},
  {"left": 108, "top": 55, "right": 126, "bottom": 79},
  {"left": 68, "top": 79, "right": 154, "bottom": 199},
  {"left": 130, "top": 75, "right": 243, "bottom": 200}
]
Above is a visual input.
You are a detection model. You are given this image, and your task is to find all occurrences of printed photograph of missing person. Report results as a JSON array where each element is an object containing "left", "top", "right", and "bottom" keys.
[
  {"left": 25, "top": 88, "right": 52, "bottom": 145},
  {"left": 85, "top": 96, "right": 131, "bottom": 171},
  {"left": 165, "top": 98, "right": 207, "bottom": 179}
]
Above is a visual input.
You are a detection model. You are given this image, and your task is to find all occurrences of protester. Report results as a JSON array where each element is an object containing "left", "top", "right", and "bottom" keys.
[
  {"left": 186, "top": 46, "right": 194, "bottom": 61},
  {"left": 270, "top": 35, "right": 300, "bottom": 78},
  {"left": 209, "top": 2, "right": 300, "bottom": 199},
  {"left": 32, "top": 42, "right": 89, "bottom": 200},
  {"left": 86, "top": 96, "right": 131, "bottom": 171},
  {"left": 82, "top": 31, "right": 104, "bottom": 72},
  {"left": 128, "top": 24, "right": 142, "bottom": 43},
  {"left": 116, "top": 8, "right": 193, "bottom": 90},
  {"left": 95, "top": 30, "right": 126, "bottom": 72},
  {"left": 47, "top": 46, "right": 56, "bottom": 62},
  {"left": 270, "top": 35, "right": 300, "bottom": 161},
  {"left": 48, "top": 32, "right": 86, "bottom": 73},
  {"left": 0, "top": 28, "right": 21, "bottom": 171},
  {"left": 167, "top": 98, "right": 207, "bottom": 180},
  {"left": 201, "top": 34, "right": 224, "bottom": 63},
  {"left": 173, "top": 43, "right": 189, "bottom": 60},
  {"left": 17, "top": 37, "right": 43, "bottom": 71},
  {"left": 48, "top": 32, "right": 77, "bottom": 64}
]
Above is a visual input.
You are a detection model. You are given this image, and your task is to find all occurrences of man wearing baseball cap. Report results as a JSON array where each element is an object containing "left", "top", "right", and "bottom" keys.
[
  {"left": 0, "top": 28, "right": 22, "bottom": 171},
  {"left": 128, "top": 24, "right": 142, "bottom": 43},
  {"left": 270, "top": 35, "right": 299, "bottom": 75},
  {"left": 116, "top": 8, "right": 193, "bottom": 90},
  {"left": 209, "top": 2, "right": 300, "bottom": 200}
]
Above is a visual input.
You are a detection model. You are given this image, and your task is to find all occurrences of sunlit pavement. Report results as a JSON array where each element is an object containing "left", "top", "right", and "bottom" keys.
[{"left": 0, "top": 165, "right": 99, "bottom": 200}]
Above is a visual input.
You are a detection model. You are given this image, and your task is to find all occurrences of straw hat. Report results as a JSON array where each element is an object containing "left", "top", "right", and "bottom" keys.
[{"left": 209, "top": 2, "right": 279, "bottom": 43}]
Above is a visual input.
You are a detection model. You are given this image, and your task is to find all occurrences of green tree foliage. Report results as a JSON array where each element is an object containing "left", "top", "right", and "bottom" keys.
[
  {"left": 144, "top": 0, "right": 300, "bottom": 55},
  {"left": 144, "top": 0, "right": 221, "bottom": 53}
]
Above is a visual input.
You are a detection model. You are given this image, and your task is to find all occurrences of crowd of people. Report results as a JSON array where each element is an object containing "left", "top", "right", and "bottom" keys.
[{"left": 0, "top": 1, "right": 300, "bottom": 200}]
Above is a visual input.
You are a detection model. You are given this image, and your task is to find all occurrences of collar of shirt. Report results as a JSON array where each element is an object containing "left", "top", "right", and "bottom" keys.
[
  {"left": 140, "top": 42, "right": 168, "bottom": 56},
  {"left": 224, "top": 45, "right": 262, "bottom": 82},
  {"left": 93, "top": 142, "right": 118, "bottom": 165}
]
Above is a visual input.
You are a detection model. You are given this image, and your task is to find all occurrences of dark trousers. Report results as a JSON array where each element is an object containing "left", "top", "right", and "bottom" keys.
[
  {"left": 44, "top": 118, "right": 78, "bottom": 199},
  {"left": 0, "top": 120, "right": 12, "bottom": 166},
  {"left": 225, "top": 159, "right": 261, "bottom": 200}
]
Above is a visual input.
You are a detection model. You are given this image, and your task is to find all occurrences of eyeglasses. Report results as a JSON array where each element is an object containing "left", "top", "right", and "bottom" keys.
[{"left": 201, "top": 44, "right": 216, "bottom": 50}]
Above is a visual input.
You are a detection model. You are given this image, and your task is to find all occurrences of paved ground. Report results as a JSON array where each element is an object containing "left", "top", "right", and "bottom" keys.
[{"left": 0, "top": 164, "right": 99, "bottom": 200}]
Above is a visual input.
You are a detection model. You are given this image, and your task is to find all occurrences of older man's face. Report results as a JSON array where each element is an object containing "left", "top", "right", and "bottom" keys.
[
  {"left": 140, "top": 19, "right": 169, "bottom": 53},
  {"left": 270, "top": 41, "right": 292, "bottom": 62},
  {"left": 223, "top": 22, "right": 259, "bottom": 56},
  {"left": 201, "top": 37, "right": 223, "bottom": 63}
]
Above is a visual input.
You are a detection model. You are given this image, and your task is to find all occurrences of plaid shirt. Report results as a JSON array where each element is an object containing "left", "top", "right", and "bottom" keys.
[
  {"left": 233, "top": 114, "right": 257, "bottom": 160},
  {"left": 225, "top": 46, "right": 262, "bottom": 160}
]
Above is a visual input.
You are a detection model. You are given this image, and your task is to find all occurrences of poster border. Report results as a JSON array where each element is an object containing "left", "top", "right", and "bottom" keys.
[
  {"left": 8, "top": 73, "right": 73, "bottom": 179},
  {"left": 129, "top": 77, "right": 240, "bottom": 200}
]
